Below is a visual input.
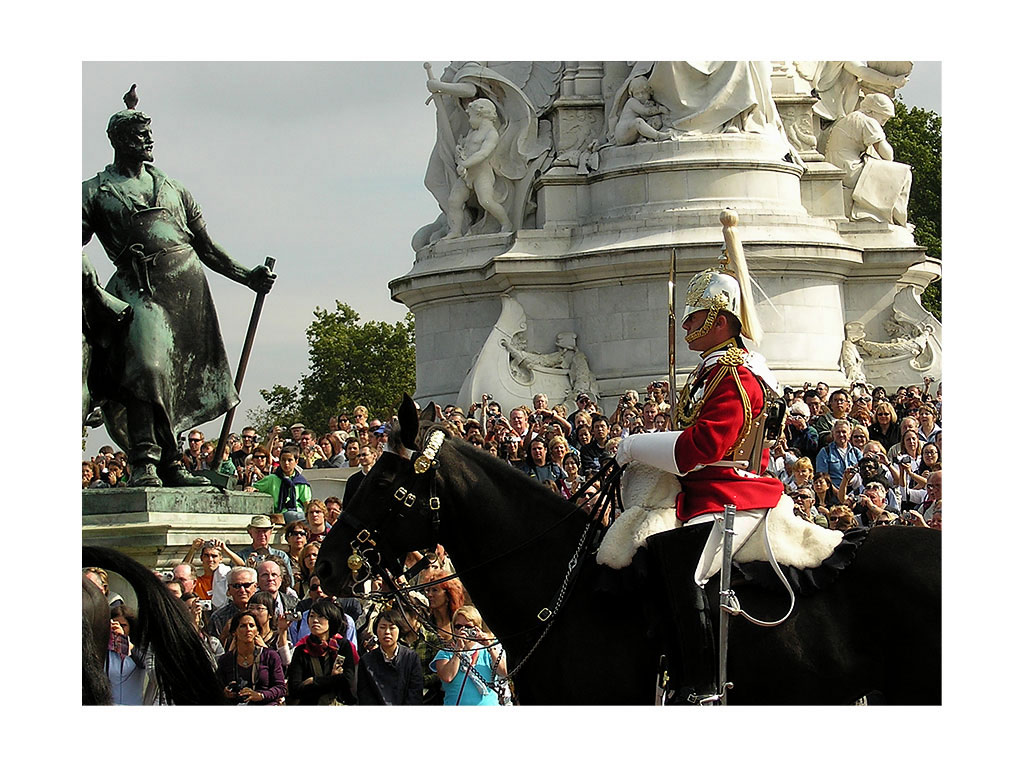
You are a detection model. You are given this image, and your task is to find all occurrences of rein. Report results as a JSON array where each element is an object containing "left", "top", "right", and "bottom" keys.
[{"left": 341, "top": 428, "right": 626, "bottom": 695}]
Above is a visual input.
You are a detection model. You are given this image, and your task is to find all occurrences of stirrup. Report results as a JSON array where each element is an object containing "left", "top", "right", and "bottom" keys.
[
  {"left": 687, "top": 691, "right": 722, "bottom": 706},
  {"left": 687, "top": 681, "right": 733, "bottom": 706}
]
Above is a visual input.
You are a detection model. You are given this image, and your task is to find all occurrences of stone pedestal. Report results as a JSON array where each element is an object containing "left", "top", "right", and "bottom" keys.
[
  {"left": 82, "top": 471, "right": 362, "bottom": 571},
  {"left": 82, "top": 487, "right": 273, "bottom": 569}
]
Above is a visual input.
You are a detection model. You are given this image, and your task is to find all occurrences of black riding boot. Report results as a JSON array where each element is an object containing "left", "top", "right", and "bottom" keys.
[{"left": 646, "top": 524, "right": 719, "bottom": 704}]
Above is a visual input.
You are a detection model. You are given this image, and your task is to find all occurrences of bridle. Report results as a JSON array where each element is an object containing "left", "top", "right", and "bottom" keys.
[
  {"left": 338, "top": 426, "right": 627, "bottom": 690},
  {"left": 341, "top": 428, "right": 446, "bottom": 587}
]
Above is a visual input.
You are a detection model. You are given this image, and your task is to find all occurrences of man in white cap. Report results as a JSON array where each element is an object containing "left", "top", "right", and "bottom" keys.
[{"left": 614, "top": 213, "right": 785, "bottom": 704}]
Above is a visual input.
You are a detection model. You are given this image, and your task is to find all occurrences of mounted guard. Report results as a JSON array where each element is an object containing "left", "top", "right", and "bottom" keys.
[{"left": 614, "top": 210, "right": 786, "bottom": 704}]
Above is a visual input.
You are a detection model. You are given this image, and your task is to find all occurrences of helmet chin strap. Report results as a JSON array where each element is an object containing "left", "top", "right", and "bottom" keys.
[{"left": 685, "top": 306, "right": 721, "bottom": 343}]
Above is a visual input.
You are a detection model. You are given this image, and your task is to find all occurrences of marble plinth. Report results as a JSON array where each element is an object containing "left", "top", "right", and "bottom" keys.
[{"left": 83, "top": 487, "right": 273, "bottom": 570}]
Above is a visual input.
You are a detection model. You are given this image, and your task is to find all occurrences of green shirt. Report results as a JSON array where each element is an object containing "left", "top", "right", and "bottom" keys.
[{"left": 254, "top": 472, "right": 312, "bottom": 514}]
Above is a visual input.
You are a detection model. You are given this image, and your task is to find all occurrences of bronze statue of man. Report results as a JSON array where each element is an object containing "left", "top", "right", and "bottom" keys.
[{"left": 83, "top": 101, "right": 276, "bottom": 487}]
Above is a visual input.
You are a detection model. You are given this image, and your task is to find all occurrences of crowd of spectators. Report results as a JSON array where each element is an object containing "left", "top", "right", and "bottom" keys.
[
  {"left": 85, "top": 515, "right": 503, "bottom": 705},
  {"left": 84, "top": 375, "right": 941, "bottom": 705},
  {"left": 770, "top": 379, "right": 942, "bottom": 531}
]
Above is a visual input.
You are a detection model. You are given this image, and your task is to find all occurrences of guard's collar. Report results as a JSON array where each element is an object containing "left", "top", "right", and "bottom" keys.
[
  {"left": 696, "top": 337, "right": 781, "bottom": 396},
  {"left": 699, "top": 337, "right": 742, "bottom": 360}
]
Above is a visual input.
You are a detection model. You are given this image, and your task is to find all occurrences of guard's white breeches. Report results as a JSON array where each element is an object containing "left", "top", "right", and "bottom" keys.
[{"left": 686, "top": 508, "right": 767, "bottom": 586}]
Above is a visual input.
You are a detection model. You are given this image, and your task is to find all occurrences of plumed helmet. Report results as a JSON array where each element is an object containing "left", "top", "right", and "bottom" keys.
[
  {"left": 681, "top": 210, "right": 764, "bottom": 345},
  {"left": 682, "top": 269, "right": 741, "bottom": 325}
]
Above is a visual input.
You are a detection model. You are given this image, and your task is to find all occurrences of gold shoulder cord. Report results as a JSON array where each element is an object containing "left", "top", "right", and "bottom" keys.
[
  {"left": 677, "top": 343, "right": 746, "bottom": 429},
  {"left": 677, "top": 343, "right": 753, "bottom": 455},
  {"left": 726, "top": 365, "right": 754, "bottom": 456}
]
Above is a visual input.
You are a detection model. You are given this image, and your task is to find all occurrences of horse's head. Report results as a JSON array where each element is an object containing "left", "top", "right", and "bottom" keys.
[{"left": 317, "top": 394, "right": 454, "bottom": 596}]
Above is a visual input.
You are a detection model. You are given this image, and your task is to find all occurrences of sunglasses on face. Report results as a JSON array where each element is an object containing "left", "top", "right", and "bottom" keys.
[{"left": 228, "top": 582, "right": 256, "bottom": 590}]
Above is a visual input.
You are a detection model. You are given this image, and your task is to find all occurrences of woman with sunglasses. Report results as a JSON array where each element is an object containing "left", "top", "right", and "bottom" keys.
[
  {"left": 827, "top": 504, "right": 859, "bottom": 531},
  {"left": 281, "top": 521, "right": 308, "bottom": 592},
  {"left": 286, "top": 598, "right": 357, "bottom": 705},
  {"left": 216, "top": 610, "right": 287, "bottom": 705},
  {"left": 869, "top": 401, "right": 900, "bottom": 450},
  {"left": 240, "top": 449, "right": 271, "bottom": 490},
  {"left": 430, "top": 606, "right": 507, "bottom": 706},
  {"left": 850, "top": 424, "right": 870, "bottom": 456}
]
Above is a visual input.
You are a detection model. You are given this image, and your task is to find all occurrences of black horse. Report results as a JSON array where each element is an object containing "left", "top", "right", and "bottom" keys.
[
  {"left": 82, "top": 546, "right": 225, "bottom": 705},
  {"left": 316, "top": 396, "right": 941, "bottom": 705}
]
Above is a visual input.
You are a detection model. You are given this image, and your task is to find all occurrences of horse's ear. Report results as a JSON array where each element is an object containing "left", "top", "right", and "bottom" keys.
[
  {"left": 423, "top": 401, "right": 440, "bottom": 423},
  {"left": 398, "top": 394, "right": 419, "bottom": 451}
]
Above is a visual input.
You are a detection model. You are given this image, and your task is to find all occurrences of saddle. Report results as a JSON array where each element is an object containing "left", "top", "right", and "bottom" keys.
[{"left": 596, "top": 463, "right": 846, "bottom": 579}]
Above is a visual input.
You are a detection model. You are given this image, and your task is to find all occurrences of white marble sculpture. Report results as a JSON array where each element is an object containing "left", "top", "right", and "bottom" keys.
[
  {"left": 416, "top": 62, "right": 561, "bottom": 245},
  {"left": 445, "top": 98, "right": 512, "bottom": 237},
  {"left": 784, "top": 107, "right": 819, "bottom": 154},
  {"left": 824, "top": 93, "right": 912, "bottom": 226},
  {"left": 609, "top": 62, "right": 782, "bottom": 136},
  {"left": 840, "top": 325, "right": 869, "bottom": 386},
  {"left": 795, "top": 61, "right": 912, "bottom": 123},
  {"left": 612, "top": 76, "right": 672, "bottom": 145},
  {"left": 501, "top": 331, "right": 600, "bottom": 403},
  {"left": 845, "top": 287, "right": 942, "bottom": 387},
  {"left": 456, "top": 294, "right": 582, "bottom": 410},
  {"left": 400, "top": 62, "right": 940, "bottom": 408}
]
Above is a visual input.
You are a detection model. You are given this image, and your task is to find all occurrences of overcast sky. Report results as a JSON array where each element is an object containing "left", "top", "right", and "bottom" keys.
[{"left": 80, "top": 61, "right": 940, "bottom": 455}]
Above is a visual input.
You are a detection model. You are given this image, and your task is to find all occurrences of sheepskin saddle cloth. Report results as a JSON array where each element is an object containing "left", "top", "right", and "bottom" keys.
[{"left": 596, "top": 462, "right": 844, "bottom": 574}]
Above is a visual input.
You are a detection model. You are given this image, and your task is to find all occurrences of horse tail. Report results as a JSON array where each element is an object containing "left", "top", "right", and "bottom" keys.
[{"left": 82, "top": 546, "right": 225, "bottom": 705}]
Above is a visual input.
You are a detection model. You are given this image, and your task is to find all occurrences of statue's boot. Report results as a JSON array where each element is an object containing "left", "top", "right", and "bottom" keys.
[
  {"left": 159, "top": 461, "right": 211, "bottom": 487},
  {"left": 646, "top": 525, "right": 719, "bottom": 704},
  {"left": 129, "top": 462, "right": 162, "bottom": 487}
]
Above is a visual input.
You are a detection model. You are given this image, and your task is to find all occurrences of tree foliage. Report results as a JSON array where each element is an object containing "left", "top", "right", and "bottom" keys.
[
  {"left": 247, "top": 302, "right": 416, "bottom": 435},
  {"left": 246, "top": 384, "right": 302, "bottom": 437},
  {"left": 887, "top": 98, "right": 942, "bottom": 319}
]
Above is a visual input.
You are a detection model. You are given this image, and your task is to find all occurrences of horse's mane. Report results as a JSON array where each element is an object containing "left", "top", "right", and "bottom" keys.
[
  {"left": 442, "top": 433, "right": 587, "bottom": 521},
  {"left": 384, "top": 403, "right": 589, "bottom": 526},
  {"left": 82, "top": 546, "right": 225, "bottom": 705}
]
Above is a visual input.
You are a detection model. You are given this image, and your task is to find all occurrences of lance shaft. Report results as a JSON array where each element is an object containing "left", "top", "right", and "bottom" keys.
[
  {"left": 668, "top": 249, "right": 677, "bottom": 428},
  {"left": 216, "top": 255, "right": 276, "bottom": 466}
]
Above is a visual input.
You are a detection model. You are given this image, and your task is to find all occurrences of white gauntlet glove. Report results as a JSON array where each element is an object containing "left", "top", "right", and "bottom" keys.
[{"left": 615, "top": 431, "right": 683, "bottom": 475}]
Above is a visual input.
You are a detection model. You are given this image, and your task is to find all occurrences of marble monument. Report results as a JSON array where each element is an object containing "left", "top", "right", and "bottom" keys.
[{"left": 392, "top": 61, "right": 940, "bottom": 413}]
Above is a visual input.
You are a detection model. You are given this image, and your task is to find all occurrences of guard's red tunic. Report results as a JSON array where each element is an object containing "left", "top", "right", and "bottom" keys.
[{"left": 674, "top": 356, "right": 784, "bottom": 523}]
